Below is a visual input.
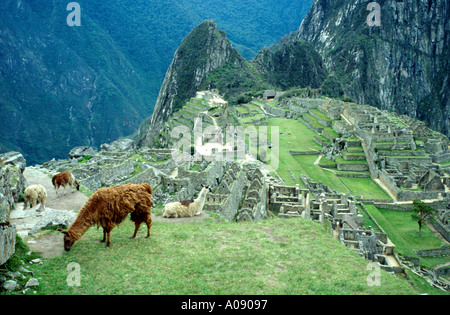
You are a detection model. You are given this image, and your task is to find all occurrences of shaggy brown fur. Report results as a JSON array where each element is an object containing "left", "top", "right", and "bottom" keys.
[
  {"left": 180, "top": 200, "right": 194, "bottom": 207},
  {"left": 58, "top": 183, "right": 153, "bottom": 251},
  {"left": 52, "top": 172, "right": 80, "bottom": 196}
]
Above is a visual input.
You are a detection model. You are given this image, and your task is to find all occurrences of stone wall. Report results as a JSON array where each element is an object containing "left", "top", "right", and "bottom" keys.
[
  {"left": 1, "top": 192, "right": 15, "bottom": 266},
  {"left": 430, "top": 152, "right": 450, "bottom": 164},
  {"left": 430, "top": 218, "right": 450, "bottom": 243},
  {"left": 414, "top": 245, "right": 450, "bottom": 258},
  {"left": 0, "top": 223, "right": 16, "bottom": 266},
  {"left": 337, "top": 163, "right": 369, "bottom": 172},
  {"left": 263, "top": 104, "right": 288, "bottom": 118},
  {"left": 0, "top": 152, "right": 28, "bottom": 266},
  {"left": 75, "top": 159, "right": 135, "bottom": 192},
  {"left": 378, "top": 170, "right": 441, "bottom": 201}
]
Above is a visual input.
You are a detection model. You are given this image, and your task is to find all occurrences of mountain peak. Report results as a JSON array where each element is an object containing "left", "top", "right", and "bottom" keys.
[{"left": 137, "top": 21, "right": 244, "bottom": 147}]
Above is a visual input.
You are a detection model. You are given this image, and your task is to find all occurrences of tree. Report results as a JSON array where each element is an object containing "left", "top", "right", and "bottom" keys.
[{"left": 411, "top": 199, "right": 435, "bottom": 233}]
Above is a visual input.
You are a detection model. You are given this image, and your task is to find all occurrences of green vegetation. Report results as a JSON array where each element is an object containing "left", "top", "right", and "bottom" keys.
[
  {"left": 256, "top": 41, "right": 328, "bottom": 90},
  {"left": 263, "top": 117, "right": 390, "bottom": 200},
  {"left": 338, "top": 177, "right": 390, "bottom": 200},
  {"left": 363, "top": 205, "right": 447, "bottom": 269},
  {"left": 26, "top": 218, "right": 416, "bottom": 295},
  {"left": 78, "top": 155, "right": 93, "bottom": 164},
  {"left": 411, "top": 200, "right": 435, "bottom": 234},
  {"left": 203, "top": 60, "right": 274, "bottom": 105}
]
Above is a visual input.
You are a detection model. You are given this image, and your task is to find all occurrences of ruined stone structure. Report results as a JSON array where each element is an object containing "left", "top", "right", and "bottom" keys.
[
  {"left": 338, "top": 227, "right": 402, "bottom": 273},
  {"left": 270, "top": 184, "right": 310, "bottom": 219},
  {"left": 322, "top": 101, "right": 450, "bottom": 202},
  {"left": 263, "top": 172, "right": 402, "bottom": 273},
  {"left": 235, "top": 168, "right": 268, "bottom": 222}
]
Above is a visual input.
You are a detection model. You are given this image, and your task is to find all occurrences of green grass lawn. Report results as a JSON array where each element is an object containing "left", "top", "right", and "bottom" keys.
[
  {"left": 25, "top": 217, "right": 417, "bottom": 295},
  {"left": 363, "top": 205, "right": 447, "bottom": 267},
  {"left": 265, "top": 118, "right": 391, "bottom": 200},
  {"left": 338, "top": 177, "right": 391, "bottom": 200}
]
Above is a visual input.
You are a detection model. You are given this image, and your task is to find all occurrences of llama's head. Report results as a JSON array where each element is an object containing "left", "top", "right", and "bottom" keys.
[
  {"left": 74, "top": 180, "right": 80, "bottom": 191},
  {"left": 57, "top": 229, "right": 76, "bottom": 251},
  {"left": 201, "top": 185, "right": 212, "bottom": 193}
]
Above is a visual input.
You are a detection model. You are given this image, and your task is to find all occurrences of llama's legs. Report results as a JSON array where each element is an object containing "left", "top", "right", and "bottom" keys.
[
  {"left": 100, "top": 228, "right": 106, "bottom": 243},
  {"left": 145, "top": 215, "right": 152, "bottom": 238},
  {"left": 106, "top": 231, "right": 111, "bottom": 247},
  {"left": 131, "top": 222, "right": 141, "bottom": 239},
  {"left": 100, "top": 227, "right": 112, "bottom": 247}
]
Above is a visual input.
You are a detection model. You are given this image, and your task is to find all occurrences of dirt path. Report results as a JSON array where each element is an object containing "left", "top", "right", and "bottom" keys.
[
  {"left": 11, "top": 167, "right": 89, "bottom": 258},
  {"left": 22, "top": 167, "right": 88, "bottom": 211}
]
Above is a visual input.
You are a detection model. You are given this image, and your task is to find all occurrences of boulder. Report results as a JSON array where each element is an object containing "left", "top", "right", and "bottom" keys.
[
  {"left": 25, "top": 278, "right": 39, "bottom": 288},
  {"left": 3, "top": 280, "right": 19, "bottom": 291},
  {"left": 101, "top": 139, "right": 136, "bottom": 152},
  {"left": 0, "top": 224, "right": 16, "bottom": 266},
  {"left": 0, "top": 193, "right": 10, "bottom": 225},
  {"left": 28, "top": 209, "right": 77, "bottom": 235},
  {"left": 1, "top": 152, "right": 26, "bottom": 169},
  {"left": 69, "top": 146, "right": 96, "bottom": 159}
]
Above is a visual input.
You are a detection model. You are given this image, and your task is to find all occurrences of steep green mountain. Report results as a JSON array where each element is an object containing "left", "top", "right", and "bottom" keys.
[
  {"left": 0, "top": 0, "right": 314, "bottom": 164},
  {"left": 254, "top": 38, "right": 328, "bottom": 90},
  {"left": 137, "top": 20, "right": 330, "bottom": 146},
  {"left": 137, "top": 20, "right": 247, "bottom": 147}
]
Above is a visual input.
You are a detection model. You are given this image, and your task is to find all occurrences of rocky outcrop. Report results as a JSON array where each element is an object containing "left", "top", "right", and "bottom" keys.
[
  {"left": 254, "top": 39, "right": 327, "bottom": 90},
  {"left": 0, "top": 152, "right": 27, "bottom": 266},
  {"left": 137, "top": 20, "right": 246, "bottom": 147},
  {"left": 294, "top": 0, "right": 450, "bottom": 137}
]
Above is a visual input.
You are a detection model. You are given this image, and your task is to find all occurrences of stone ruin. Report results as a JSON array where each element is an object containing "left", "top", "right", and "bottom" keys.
[
  {"left": 320, "top": 101, "right": 450, "bottom": 202},
  {"left": 337, "top": 226, "right": 402, "bottom": 273},
  {"left": 269, "top": 184, "right": 310, "bottom": 219},
  {"left": 267, "top": 95, "right": 450, "bottom": 202},
  {"left": 235, "top": 168, "right": 268, "bottom": 222},
  {"left": 265, "top": 174, "right": 403, "bottom": 273}
]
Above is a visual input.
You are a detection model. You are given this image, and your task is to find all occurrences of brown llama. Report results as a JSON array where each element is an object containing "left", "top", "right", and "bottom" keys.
[
  {"left": 52, "top": 172, "right": 80, "bottom": 197},
  {"left": 58, "top": 183, "right": 153, "bottom": 251}
]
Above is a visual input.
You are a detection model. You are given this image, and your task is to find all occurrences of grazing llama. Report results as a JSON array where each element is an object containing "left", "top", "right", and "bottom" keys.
[
  {"left": 52, "top": 172, "right": 80, "bottom": 197},
  {"left": 58, "top": 183, "right": 153, "bottom": 251},
  {"left": 23, "top": 184, "right": 47, "bottom": 211}
]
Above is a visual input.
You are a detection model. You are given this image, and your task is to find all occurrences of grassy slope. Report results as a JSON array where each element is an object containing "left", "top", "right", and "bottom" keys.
[
  {"left": 29, "top": 217, "right": 416, "bottom": 295},
  {"left": 266, "top": 117, "right": 390, "bottom": 200},
  {"left": 363, "top": 205, "right": 447, "bottom": 268}
]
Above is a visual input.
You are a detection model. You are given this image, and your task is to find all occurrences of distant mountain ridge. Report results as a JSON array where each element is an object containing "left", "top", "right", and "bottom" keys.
[
  {"left": 0, "top": 0, "right": 152, "bottom": 165},
  {"left": 140, "top": 0, "right": 449, "bottom": 145},
  {"left": 0, "top": 0, "right": 314, "bottom": 164}
]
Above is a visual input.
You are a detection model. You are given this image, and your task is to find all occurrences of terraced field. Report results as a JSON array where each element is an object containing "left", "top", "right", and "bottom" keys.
[{"left": 230, "top": 102, "right": 391, "bottom": 200}]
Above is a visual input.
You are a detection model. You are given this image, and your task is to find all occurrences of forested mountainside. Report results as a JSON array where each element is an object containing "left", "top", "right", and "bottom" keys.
[
  {"left": 0, "top": 0, "right": 153, "bottom": 165},
  {"left": 0, "top": 0, "right": 313, "bottom": 164},
  {"left": 140, "top": 0, "right": 449, "bottom": 146},
  {"left": 294, "top": 0, "right": 450, "bottom": 137}
]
